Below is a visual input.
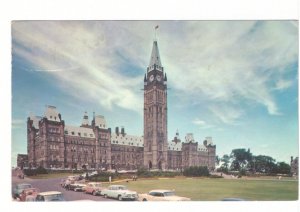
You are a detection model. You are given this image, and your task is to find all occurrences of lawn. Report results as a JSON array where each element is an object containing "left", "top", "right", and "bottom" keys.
[
  {"left": 121, "top": 177, "right": 298, "bottom": 201},
  {"left": 27, "top": 172, "right": 76, "bottom": 179}
]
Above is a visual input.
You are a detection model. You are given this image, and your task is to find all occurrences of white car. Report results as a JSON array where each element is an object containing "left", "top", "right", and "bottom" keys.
[
  {"left": 138, "top": 190, "right": 191, "bottom": 201},
  {"left": 35, "top": 191, "right": 64, "bottom": 201},
  {"left": 101, "top": 185, "right": 138, "bottom": 201},
  {"left": 69, "top": 183, "right": 87, "bottom": 192}
]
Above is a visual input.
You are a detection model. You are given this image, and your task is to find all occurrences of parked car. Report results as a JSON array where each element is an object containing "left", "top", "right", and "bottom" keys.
[
  {"left": 101, "top": 185, "right": 138, "bottom": 201},
  {"left": 67, "top": 176, "right": 77, "bottom": 183},
  {"left": 85, "top": 182, "right": 104, "bottom": 196},
  {"left": 12, "top": 183, "right": 33, "bottom": 199},
  {"left": 138, "top": 190, "right": 191, "bottom": 201},
  {"left": 35, "top": 191, "right": 64, "bottom": 201},
  {"left": 69, "top": 183, "right": 87, "bottom": 192},
  {"left": 19, "top": 188, "right": 40, "bottom": 201}
]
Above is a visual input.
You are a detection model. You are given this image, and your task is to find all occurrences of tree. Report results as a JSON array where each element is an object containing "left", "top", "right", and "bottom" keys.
[
  {"left": 276, "top": 162, "right": 291, "bottom": 174},
  {"left": 252, "top": 155, "right": 277, "bottom": 174},
  {"left": 215, "top": 155, "right": 220, "bottom": 166},
  {"left": 230, "top": 148, "right": 252, "bottom": 171},
  {"left": 219, "top": 154, "right": 231, "bottom": 173}
]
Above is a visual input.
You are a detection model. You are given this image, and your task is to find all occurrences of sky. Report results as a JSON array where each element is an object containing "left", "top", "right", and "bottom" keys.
[{"left": 11, "top": 20, "right": 298, "bottom": 166}]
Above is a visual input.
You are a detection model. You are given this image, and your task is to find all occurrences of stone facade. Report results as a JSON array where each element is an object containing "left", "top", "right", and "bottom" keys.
[
  {"left": 290, "top": 156, "right": 298, "bottom": 176},
  {"left": 26, "top": 40, "right": 216, "bottom": 171}
]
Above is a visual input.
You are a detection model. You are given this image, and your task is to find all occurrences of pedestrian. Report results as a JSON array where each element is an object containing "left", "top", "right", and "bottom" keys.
[
  {"left": 109, "top": 176, "right": 111, "bottom": 184},
  {"left": 65, "top": 178, "right": 71, "bottom": 190}
]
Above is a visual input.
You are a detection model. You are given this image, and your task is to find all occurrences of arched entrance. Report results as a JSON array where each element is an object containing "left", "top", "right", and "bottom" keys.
[
  {"left": 148, "top": 161, "right": 152, "bottom": 170},
  {"left": 158, "top": 161, "right": 162, "bottom": 170}
]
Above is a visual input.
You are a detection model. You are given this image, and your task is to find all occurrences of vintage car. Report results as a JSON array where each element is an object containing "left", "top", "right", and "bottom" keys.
[
  {"left": 101, "top": 185, "right": 138, "bottom": 201},
  {"left": 66, "top": 175, "right": 77, "bottom": 183},
  {"left": 19, "top": 188, "right": 40, "bottom": 201},
  {"left": 138, "top": 190, "right": 191, "bottom": 201},
  {"left": 85, "top": 182, "right": 104, "bottom": 196},
  {"left": 12, "top": 183, "right": 33, "bottom": 199},
  {"left": 69, "top": 183, "right": 87, "bottom": 192},
  {"left": 35, "top": 191, "right": 64, "bottom": 201}
]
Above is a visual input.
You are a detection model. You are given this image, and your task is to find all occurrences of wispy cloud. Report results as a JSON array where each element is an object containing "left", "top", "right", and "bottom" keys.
[
  {"left": 209, "top": 105, "right": 244, "bottom": 125},
  {"left": 26, "top": 66, "right": 79, "bottom": 72},
  {"left": 12, "top": 21, "right": 298, "bottom": 121},
  {"left": 274, "top": 79, "right": 294, "bottom": 90},
  {"left": 193, "top": 118, "right": 215, "bottom": 129},
  {"left": 162, "top": 21, "right": 297, "bottom": 120},
  {"left": 12, "top": 119, "right": 25, "bottom": 129}
]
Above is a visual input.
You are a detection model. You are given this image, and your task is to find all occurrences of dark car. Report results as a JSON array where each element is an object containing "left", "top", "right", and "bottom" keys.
[{"left": 12, "top": 183, "right": 33, "bottom": 199}]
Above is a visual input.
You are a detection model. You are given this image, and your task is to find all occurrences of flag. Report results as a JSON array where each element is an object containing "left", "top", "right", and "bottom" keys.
[{"left": 155, "top": 25, "right": 159, "bottom": 29}]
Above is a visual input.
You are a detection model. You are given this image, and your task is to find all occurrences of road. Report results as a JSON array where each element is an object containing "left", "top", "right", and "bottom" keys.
[{"left": 12, "top": 170, "right": 116, "bottom": 201}]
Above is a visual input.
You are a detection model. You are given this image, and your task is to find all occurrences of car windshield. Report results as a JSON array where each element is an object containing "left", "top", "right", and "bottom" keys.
[
  {"left": 19, "top": 184, "right": 32, "bottom": 189},
  {"left": 118, "top": 186, "right": 127, "bottom": 190},
  {"left": 164, "top": 192, "right": 175, "bottom": 196},
  {"left": 95, "top": 184, "right": 101, "bottom": 187},
  {"left": 44, "top": 194, "right": 64, "bottom": 201}
]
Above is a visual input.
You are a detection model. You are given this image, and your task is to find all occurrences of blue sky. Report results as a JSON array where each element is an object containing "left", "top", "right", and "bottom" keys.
[{"left": 11, "top": 21, "right": 298, "bottom": 166}]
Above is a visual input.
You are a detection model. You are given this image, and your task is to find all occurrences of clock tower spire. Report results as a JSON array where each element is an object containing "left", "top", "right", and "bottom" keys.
[{"left": 143, "top": 38, "right": 168, "bottom": 170}]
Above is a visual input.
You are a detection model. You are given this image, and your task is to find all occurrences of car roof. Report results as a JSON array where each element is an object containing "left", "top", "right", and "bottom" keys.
[
  {"left": 38, "top": 191, "right": 62, "bottom": 196},
  {"left": 149, "top": 189, "right": 173, "bottom": 193},
  {"left": 88, "top": 182, "right": 102, "bottom": 185},
  {"left": 23, "top": 188, "right": 39, "bottom": 192},
  {"left": 17, "top": 183, "right": 32, "bottom": 186}
]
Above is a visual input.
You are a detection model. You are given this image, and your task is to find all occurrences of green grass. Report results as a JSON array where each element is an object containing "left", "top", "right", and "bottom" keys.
[
  {"left": 27, "top": 172, "right": 75, "bottom": 179},
  {"left": 121, "top": 177, "right": 298, "bottom": 201}
]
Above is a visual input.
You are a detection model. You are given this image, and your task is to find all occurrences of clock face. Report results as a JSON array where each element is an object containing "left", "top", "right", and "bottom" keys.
[
  {"left": 156, "top": 75, "right": 161, "bottom": 81},
  {"left": 149, "top": 75, "right": 154, "bottom": 82}
]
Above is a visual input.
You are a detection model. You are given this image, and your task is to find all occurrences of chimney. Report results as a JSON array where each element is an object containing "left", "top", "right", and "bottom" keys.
[
  {"left": 121, "top": 127, "right": 125, "bottom": 136},
  {"left": 115, "top": 127, "right": 119, "bottom": 135}
]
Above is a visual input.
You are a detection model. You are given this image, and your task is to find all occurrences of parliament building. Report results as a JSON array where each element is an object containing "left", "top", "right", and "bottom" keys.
[{"left": 26, "top": 39, "right": 216, "bottom": 171}]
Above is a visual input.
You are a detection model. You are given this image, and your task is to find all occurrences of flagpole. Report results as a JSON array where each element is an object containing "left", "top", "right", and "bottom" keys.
[{"left": 154, "top": 25, "right": 159, "bottom": 41}]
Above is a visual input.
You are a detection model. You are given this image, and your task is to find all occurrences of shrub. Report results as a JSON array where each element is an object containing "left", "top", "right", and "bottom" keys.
[
  {"left": 23, "top": 166, "right": 48, "bottom": 176},
  {"left": 183, "top": 166, "right": 209, "bottom": 177},
  {"left": 89, "top": 172, "right": 119, "bottom": 182},
  {"left": 136, "top": 168, "right": 181, "bottom": 178}
]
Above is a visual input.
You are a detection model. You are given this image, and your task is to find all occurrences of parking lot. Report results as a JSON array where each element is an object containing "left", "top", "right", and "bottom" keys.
[{"left": 12, "top": 171, "right": 116, "bottom": 201}]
